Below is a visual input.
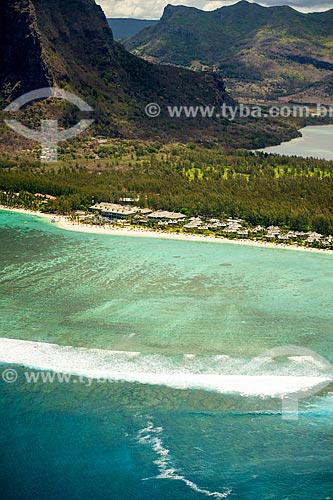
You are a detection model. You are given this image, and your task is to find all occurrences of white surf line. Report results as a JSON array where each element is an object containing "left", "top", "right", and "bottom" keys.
[
  {"left": 0, "top": 338, "right": 331, "bottom": 397},
  {"left": 137, "top": 418, "right": 231, "bottom": 499}
]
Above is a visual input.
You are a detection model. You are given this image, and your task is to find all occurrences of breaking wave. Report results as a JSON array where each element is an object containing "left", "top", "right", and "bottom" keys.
[{"left": 0, "top": 338, "right": 332, "bottom": 397}]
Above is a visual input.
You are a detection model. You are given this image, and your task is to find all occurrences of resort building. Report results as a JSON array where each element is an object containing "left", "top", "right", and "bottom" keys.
[
  {"left": 119, "top": 197, "right": 140, "bottom": 203},
  {"left": 147, "top": 210, "right": 186, "bottom": 221},
  {"left": 90, "top": 203, "right": 152, "bottom": 219},
  {"left": 225, "top": 222, "right": 243, "bottom": 233},
  {"left": 306, "top": 232, "right": 323, "bottom": 243},
  {"left": 184, "top": 218, "right": 204, "bottom": 230}
]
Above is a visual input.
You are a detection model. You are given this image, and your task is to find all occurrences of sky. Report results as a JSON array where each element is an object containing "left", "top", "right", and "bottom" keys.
[{"left": 96, "top": 0, "right": 333, "bottom": 19}]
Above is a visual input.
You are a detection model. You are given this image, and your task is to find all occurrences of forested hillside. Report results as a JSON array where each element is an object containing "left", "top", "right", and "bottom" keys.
[
  {"left": 1, "top": 142, "right": 332, "bottom": 235},
  {"left": 125, "top": 1, "right": 333, "bottom": 102}
]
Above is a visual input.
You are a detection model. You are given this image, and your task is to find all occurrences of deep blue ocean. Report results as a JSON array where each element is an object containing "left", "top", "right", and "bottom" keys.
[{"left": 0, "top": 210, "right": 332, "bottom": 500}]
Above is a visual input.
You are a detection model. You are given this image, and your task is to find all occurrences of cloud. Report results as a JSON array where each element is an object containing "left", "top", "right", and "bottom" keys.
[{"left": 96, "top": 0, "right": 333, "bottom": 19}]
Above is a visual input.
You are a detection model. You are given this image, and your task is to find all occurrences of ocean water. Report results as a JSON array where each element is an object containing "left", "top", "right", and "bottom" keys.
[
  {"left": 258, "top": 125, "right": 333, "bottom": 160},
  {"left": 0, "top": 210, "right": 332, "bottom": 500}
]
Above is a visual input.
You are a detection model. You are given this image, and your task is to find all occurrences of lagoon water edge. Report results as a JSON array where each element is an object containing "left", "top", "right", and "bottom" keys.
[
  {"left": 258, "top": 125, "right": 333, "bottom": 160},
  {"left": 1, "top": 210, "right": 332, "bottom": 500}
]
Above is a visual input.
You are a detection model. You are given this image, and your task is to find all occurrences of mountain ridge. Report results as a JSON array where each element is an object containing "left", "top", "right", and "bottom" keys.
[{"left": 125, "top": 1, "right": 333, "bottom": 102}]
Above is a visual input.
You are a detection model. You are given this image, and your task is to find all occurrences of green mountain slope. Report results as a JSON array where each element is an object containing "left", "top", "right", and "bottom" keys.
[
  {"left": 107, "top": 18, "right": 158, "bottom": 40},
  {"left": 0, "top": 0, "right": 299, "bottom": 149},
  {"left": 125, "top": 1, "right": 333, "bottom": 101}
]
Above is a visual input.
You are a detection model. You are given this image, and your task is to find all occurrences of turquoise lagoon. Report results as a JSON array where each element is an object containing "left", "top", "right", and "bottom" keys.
[{"left": 0, "top": 210, "right": 332, "bottom": 500}]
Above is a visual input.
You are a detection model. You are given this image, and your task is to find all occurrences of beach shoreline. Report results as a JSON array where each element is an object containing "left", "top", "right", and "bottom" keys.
[{"left": 1, "top": 205, "right": 332, "bottom": 254}]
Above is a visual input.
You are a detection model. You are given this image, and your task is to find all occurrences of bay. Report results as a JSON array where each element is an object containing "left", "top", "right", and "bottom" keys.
[{"left": 258, "top": 125, "right": 333, "bottom": 160}]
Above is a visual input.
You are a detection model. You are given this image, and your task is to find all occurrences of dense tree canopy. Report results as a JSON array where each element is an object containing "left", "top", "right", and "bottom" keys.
[{"left": 0, "top": 142, "right": 332, "bottom": 235}]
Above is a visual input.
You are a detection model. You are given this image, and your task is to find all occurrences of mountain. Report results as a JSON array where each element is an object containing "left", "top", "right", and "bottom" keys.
[
  {"left": 107, "top": 18, "right": 158, "bottom": 40},
  {"left": 0, "top": 0, "right": 229, "bottom": 142},
  {"left": 125, "top": 1, "right": 333, "bottom": 102},
  {"left": 0, "top": 0, "right": 298, "bottom": 149}
]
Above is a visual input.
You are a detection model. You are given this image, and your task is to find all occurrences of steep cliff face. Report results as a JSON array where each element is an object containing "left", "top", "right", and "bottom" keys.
[
  {"left": 31, "top": 0, "right": 118, "bottom": 85},
  {"left": 0, "top": 0, "right": 236, "bottom": 139},
  {"left": 0, "top": 0, "right": 53, "bottom": 95},
  {"left": 0, "top": 0, "right": 298, "bottom": 146}
]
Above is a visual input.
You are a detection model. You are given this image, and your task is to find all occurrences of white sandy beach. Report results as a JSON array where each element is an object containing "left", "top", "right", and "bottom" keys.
[{"left": 1, "top": 205, "right": 332, "bottom": 254}]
